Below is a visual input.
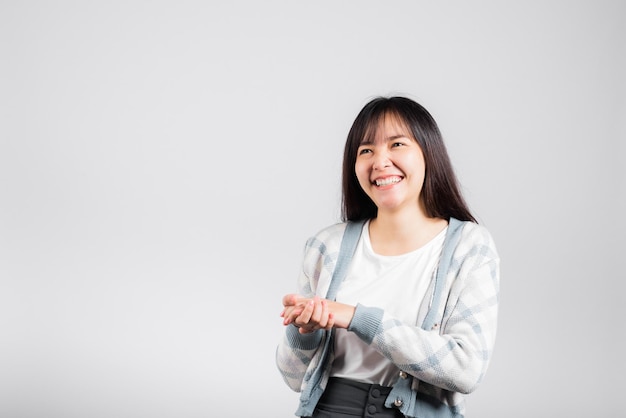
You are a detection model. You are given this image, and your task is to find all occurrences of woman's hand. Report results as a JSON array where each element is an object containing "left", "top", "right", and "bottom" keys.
[
  {"left": 280, "top": 294, "right": 355, "bottom": 334},
  {"left": 280, "top": 294, "right": 334, "bottom": 334}
]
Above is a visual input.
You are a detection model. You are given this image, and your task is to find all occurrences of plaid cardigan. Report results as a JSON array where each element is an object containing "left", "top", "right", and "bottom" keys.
[{"left": 276, "top": 218, "right": 500, "bottom": 417}]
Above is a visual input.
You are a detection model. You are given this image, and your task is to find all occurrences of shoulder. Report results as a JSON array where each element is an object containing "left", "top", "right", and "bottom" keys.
[
  {"left": 299, "top": 222, "right": 351, "bottom": 293},
  {"left": 307, "top": 222, "right": 348, "bottom": 247},
  {"left": 304, "top": 222, "right": 349, "bottom": 256},
  {"left": 454, "top": 220, "right": 499, "bottom": 260}
]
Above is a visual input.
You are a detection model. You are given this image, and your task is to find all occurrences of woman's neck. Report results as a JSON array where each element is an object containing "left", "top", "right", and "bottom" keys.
[{"left": 368, "top": 208, "right": 447, "bottom": 256}]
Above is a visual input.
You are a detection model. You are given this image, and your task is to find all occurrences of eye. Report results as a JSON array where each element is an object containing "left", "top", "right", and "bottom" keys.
[
  {"left": 391, "top": 141, "right": 405, "bottom": 148},
  {"left": 358, "top": 147, "right": 372, "bottom": 155}
]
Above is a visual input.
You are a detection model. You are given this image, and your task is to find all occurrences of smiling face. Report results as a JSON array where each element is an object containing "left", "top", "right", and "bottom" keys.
[{"left": 355, "top": 112, "right": 426, "bottom": 216}]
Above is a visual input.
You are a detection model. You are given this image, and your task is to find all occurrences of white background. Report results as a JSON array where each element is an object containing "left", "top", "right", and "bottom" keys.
[{"left": 1, "top": 1, "right": 624, "bottom": 417}]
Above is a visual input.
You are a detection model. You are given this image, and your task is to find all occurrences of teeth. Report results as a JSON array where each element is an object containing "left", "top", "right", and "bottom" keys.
[{"left": 375, "top": 177, "right": 401, "bottom": 186}]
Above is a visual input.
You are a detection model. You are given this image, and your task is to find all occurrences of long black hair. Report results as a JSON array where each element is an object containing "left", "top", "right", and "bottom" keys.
[{"left": 341, "top": 96, "right": 477, "bottom": 223}]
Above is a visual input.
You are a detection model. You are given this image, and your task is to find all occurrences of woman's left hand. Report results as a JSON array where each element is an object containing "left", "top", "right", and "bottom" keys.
[{"left": 280, "top": 294, "right": 334, "bottom": 334}]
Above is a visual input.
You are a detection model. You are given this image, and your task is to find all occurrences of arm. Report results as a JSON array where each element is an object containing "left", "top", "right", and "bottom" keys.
[
  {"left": 349, "top": 228, "right": 500, "bottom": 394},
  {"left": 276, "top": 280, "right": 324, "bottom": 391},
  {"left": 275, "top": 225, "right": 346, "bottom": 392},
  {"left": 281, "top": 226, "right": 500, "bottom": 394}
]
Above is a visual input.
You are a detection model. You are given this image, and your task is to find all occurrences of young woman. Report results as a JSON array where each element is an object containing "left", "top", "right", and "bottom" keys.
[{"left": 276, "top": 96, "right": 499, "bottom": 418}]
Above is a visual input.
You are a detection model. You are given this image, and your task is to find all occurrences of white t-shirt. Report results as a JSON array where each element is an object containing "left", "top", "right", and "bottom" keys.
[{"left": 331, "top": 220, "right": 446, "bottom": 386}]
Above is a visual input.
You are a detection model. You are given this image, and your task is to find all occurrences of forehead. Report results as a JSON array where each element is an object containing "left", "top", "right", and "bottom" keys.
[{"left": 361, "top": 111, "right": 414, "bottom": 144}]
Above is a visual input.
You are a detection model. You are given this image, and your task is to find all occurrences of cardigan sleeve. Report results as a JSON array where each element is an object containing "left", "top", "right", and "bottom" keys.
[
  {"left": 275, "top": 248, "right": 324, "bottom": 392},
  {"left": 275, "top": 223, "right": 346, "bottom": 392},
  {"left": 347, "top": 223, "right": 500, "bottom": 394}
]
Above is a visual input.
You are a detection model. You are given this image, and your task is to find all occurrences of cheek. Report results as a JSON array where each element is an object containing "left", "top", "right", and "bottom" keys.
[
  {"left": 354, "top": 162, "right": 369, "bottom": 187},
  {"left": 409, "top": 154, "right": 426, "bottom": 179}
]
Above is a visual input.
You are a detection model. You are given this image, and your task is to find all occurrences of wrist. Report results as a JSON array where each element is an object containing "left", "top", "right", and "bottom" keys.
[{"left": 328, "top": 301, "right": 356, "bottom": 329}]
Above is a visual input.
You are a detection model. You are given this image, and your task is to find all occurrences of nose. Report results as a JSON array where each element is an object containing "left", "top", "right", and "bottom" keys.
[{"left": 372, "top": 150, "right": 391, "bottom": 170}]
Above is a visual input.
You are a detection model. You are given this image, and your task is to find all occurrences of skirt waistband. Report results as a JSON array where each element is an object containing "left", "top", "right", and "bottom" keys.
[{"left": 313, "top": 377, "right": 403, "bottom": 417}]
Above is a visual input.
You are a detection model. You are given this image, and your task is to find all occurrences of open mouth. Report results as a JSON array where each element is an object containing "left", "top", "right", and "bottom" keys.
[{"left": 373, "top": 176, "right": 402, "bottom": 187}]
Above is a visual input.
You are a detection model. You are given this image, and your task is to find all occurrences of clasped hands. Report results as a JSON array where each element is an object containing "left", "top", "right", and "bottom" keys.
[{"left": 280, "top": 294, "right": 355, "bottom": 334}]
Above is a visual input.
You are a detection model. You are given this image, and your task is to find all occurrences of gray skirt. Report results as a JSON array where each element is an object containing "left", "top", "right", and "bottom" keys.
[{"left": 310, "top": 377, "right": 405, "bottom": 418}]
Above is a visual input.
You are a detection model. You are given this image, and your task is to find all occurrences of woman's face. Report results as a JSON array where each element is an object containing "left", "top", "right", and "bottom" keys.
[{"left": 354, "top": 114, "right": 426, "bottom": 216}]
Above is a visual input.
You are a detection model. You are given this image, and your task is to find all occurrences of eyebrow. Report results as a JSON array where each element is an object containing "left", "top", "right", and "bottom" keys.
[{"left": 360, "top": 134, "right": 409, "bottom": 145}]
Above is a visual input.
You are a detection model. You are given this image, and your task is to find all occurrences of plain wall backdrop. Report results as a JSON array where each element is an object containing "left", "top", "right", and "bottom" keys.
[{"left": 1, "top": 1, "right": 624, "bottom": 417}]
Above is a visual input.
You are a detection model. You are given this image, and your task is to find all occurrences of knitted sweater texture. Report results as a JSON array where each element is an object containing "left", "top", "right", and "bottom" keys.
[{"left": 276, "top": 219, "right": 499, "bottom": 417}]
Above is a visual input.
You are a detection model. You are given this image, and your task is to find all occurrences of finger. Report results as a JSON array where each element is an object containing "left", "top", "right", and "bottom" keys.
[
  {"left": 325, "top": 312, "right": 335, "bottom": 330},
  {"left": 282, "top": 307, "right": 303, "bottom": 325},
  {"left": 309, "top": 296, "right": 322, "bottom": 324},
  {"left": 282, "top": 293, "right": 298, "bottom": 307},
  {"left": 314, "top": 298, "right": 328, "bottom": 329},
  {"left": 294, "top": 299, "right": 314, "bottom": 327},
  {"left": 320, "top": 299, "right": 331, "bottom": 328},
  {"left": 299, "top": 326, "right": 314, "bottom": 334}
]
